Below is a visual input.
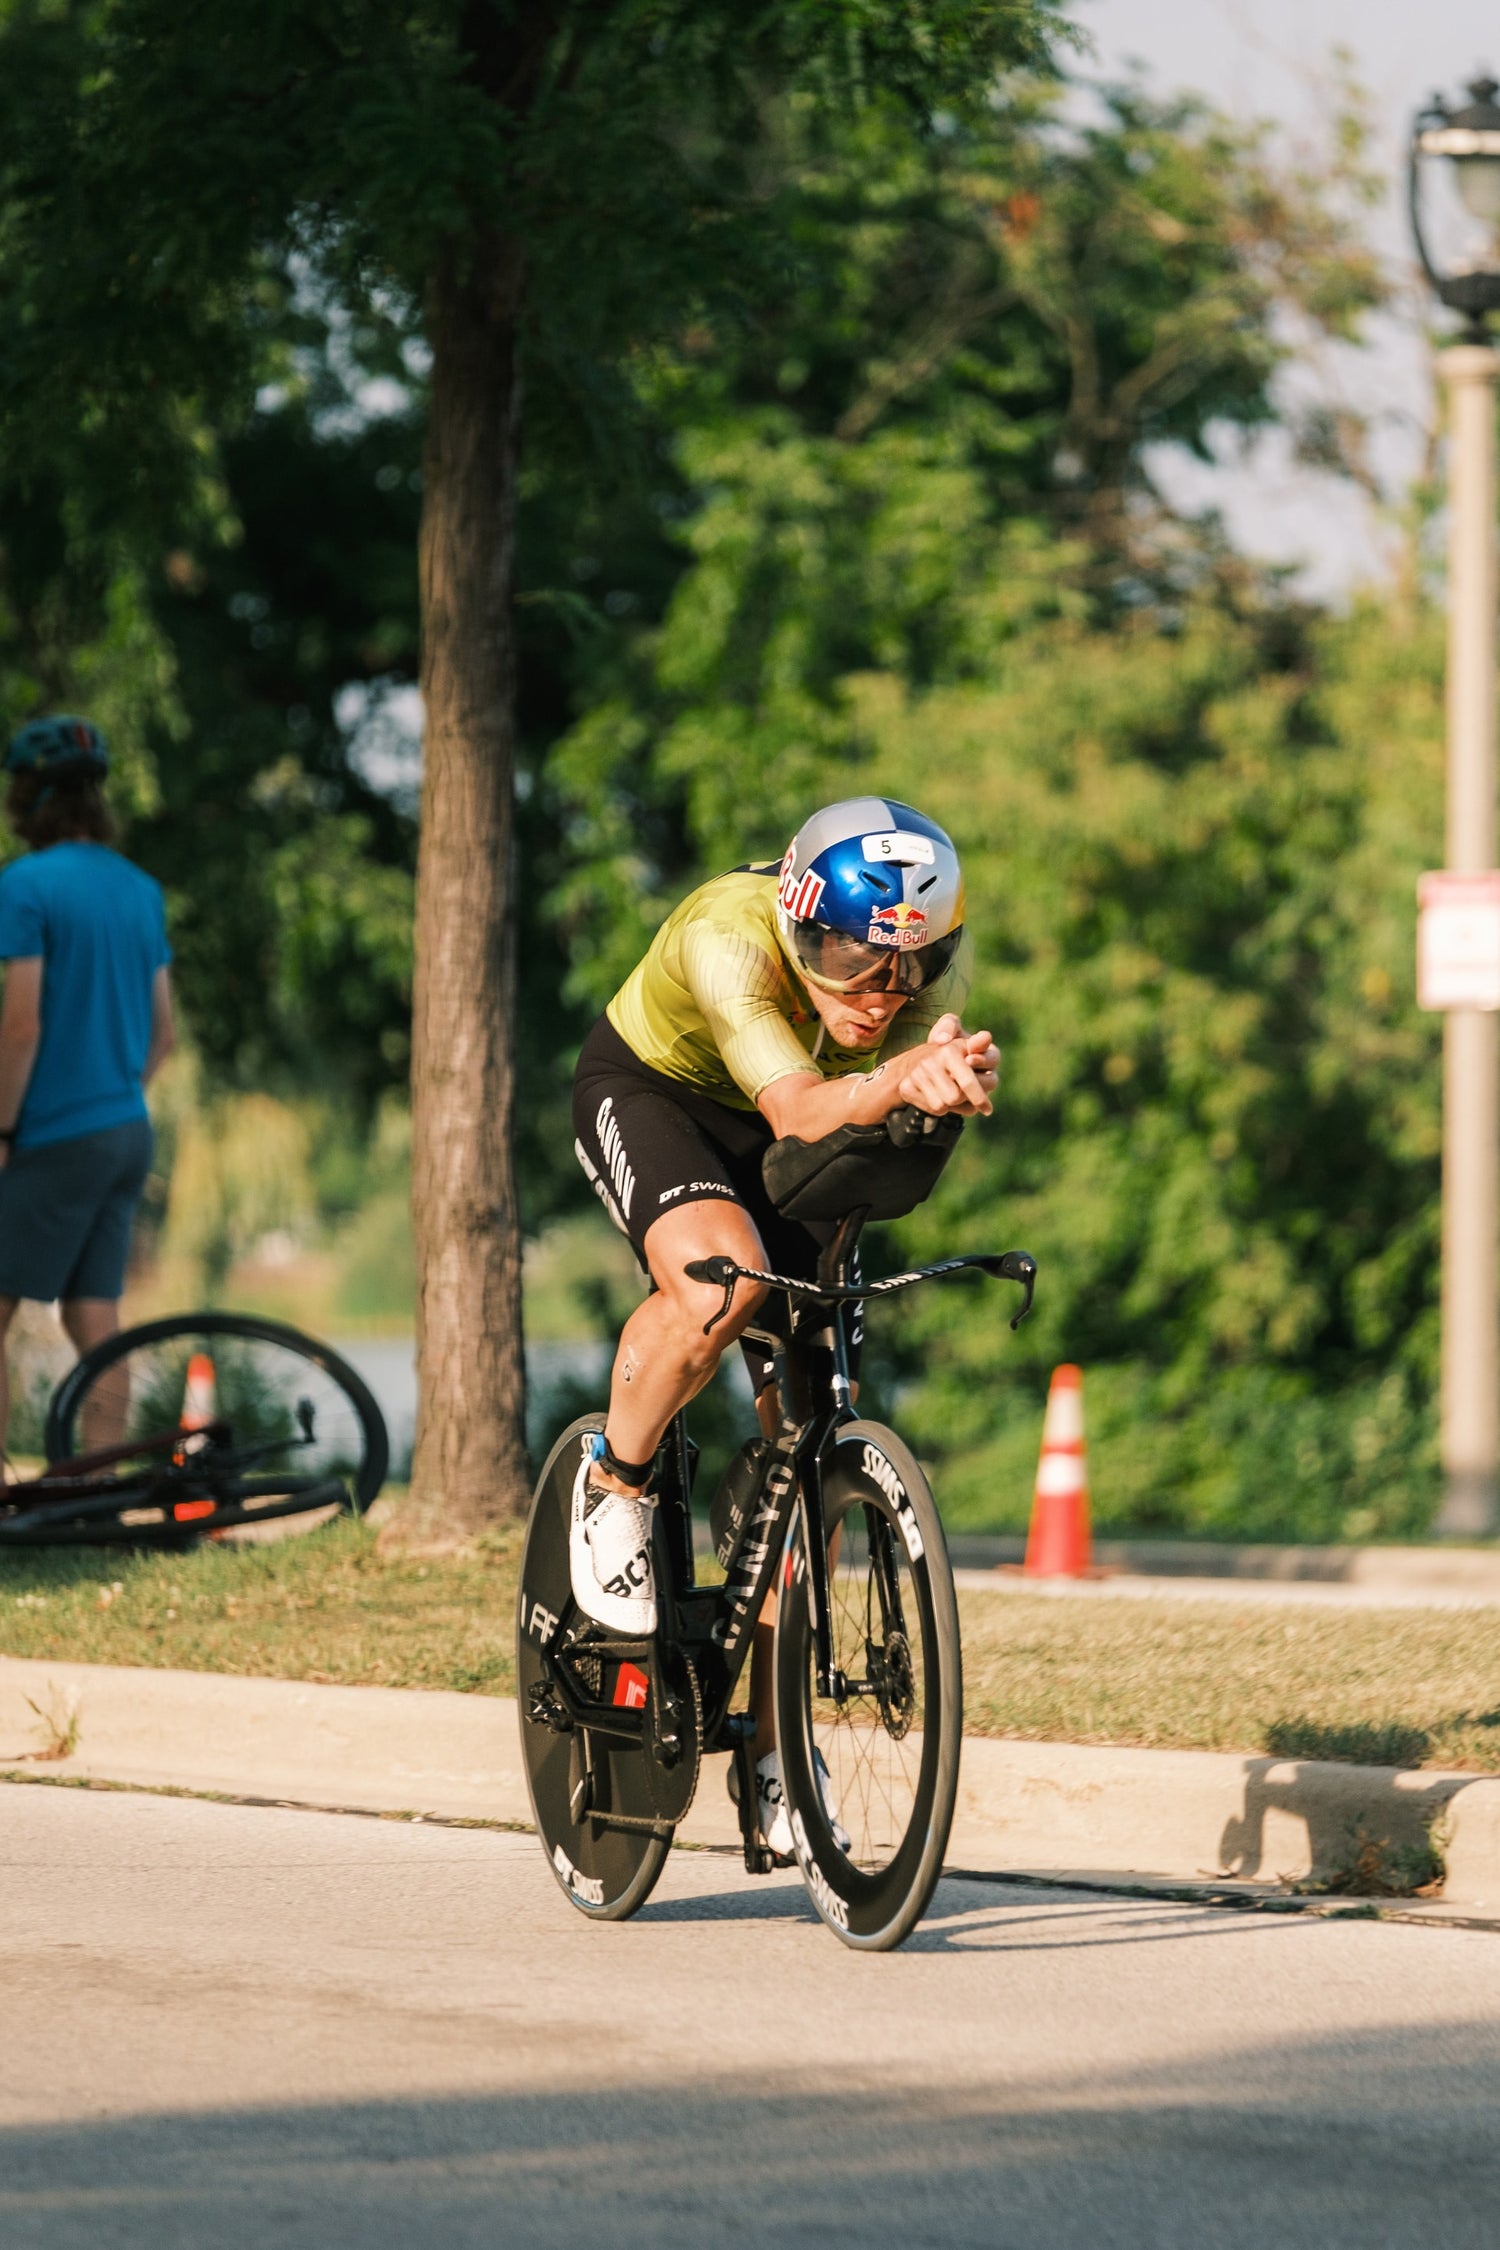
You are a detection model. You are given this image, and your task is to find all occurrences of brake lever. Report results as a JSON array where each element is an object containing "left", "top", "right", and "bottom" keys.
[
  {"left": 995, "top": 1250, "right": 1037, "bottom": 1329},
  {"left": 684, "top": 1255, "right": 743, "bottom": 1336}
]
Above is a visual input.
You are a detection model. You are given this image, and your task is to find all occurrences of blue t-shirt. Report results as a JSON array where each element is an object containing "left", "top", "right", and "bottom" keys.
[{"left": 0, "top": 843, "right": 172, "bottom": 1149}]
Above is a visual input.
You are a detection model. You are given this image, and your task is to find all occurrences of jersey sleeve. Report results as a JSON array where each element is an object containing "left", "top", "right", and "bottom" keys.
[
  {"left": 0, "top": 864, "right": 44, "bottom": 960},
  {"left": 680, "top": 917, "right": 820, "bottom": 1105},
  {"left": 875, "top": 926, "right": 976, "bottom": 1061}
]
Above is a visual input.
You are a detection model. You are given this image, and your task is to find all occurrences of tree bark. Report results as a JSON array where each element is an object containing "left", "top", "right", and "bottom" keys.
[{"left": 392, "top": 231, "right": 531, "bottom": 1547}]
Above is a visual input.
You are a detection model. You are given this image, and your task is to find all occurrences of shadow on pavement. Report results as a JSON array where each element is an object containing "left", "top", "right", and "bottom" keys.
[
  {"left": 643, "top": 1872, "right": 1274, "bottom": 1955},
  {"left": 4, "top": 2018, "right": 1500, "bottom": 2250}
]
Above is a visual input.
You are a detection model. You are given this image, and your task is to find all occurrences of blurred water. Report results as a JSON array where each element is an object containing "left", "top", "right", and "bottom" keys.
[{"left": 329, "top": 1337, "right": 615, "bottom": 1478}]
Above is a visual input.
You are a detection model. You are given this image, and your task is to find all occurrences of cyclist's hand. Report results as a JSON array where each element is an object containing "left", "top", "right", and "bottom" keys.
[
  {"left": 927, "top": 1014, "right": 999, "bottom": 1073},
  {"left": 897, "top": 1029, "right": 999, "bottom": 1117}
]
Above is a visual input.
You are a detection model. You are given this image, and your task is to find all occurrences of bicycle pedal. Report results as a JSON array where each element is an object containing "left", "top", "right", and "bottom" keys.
[{"left": 526, "top": 1680, "right": 573, "bottom": 1735}]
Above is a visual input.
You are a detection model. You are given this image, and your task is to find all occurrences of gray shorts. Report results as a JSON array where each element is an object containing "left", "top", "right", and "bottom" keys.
[{"left": 0, "top": 1117, "right": 154, "bottom": 1304}]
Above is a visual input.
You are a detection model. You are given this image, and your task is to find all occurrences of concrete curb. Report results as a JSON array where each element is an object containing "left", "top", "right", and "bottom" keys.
[
  {"left": 948, "top": 1535, "right": 1500, "bottom": 1590},
  {"left": 3, "top": 1654, "right": 1497, "bottom": 1908}
]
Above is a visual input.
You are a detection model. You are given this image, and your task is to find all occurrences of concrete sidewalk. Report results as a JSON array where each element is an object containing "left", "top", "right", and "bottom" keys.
[{"left": 3, "top": 1654, "right": 1497, "bottom": 1912}]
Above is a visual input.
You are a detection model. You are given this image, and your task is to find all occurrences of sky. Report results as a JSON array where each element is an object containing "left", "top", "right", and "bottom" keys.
[{"left": 1078, "top": 0, "right": 1500, "bottom": 597}]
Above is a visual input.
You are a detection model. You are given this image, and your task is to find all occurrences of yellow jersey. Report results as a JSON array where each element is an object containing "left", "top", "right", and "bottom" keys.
[{"left": 606, "top": 868, "right": 972, "bottom": 1112}]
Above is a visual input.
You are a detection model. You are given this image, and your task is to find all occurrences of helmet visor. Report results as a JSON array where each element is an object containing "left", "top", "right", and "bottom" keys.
[{"left": 791, "top": 923, "right": 963, "bottom": 997}]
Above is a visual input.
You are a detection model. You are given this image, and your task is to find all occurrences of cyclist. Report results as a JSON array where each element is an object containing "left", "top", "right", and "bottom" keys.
[{"left": 570, "top": 796, "right": 997, "bottom": 1856}]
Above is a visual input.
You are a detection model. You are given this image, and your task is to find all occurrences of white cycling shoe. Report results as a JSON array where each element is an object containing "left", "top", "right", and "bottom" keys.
[
  {"left": 756, "top": 1748, "right": 851, "bottom": 1860},
  {"left": 570, "top": 1444, "right": 658, "bottom": 1636}
]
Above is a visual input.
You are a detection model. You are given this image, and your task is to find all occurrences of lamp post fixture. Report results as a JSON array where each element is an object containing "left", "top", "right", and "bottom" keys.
[{"left": 1411, "top": 79, "right": 1500, "bottom": 1534}]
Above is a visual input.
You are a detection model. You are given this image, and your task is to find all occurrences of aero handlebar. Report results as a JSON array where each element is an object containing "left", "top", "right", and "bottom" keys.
[{"left": 683, "top": 1249, "right": 1037, "bottom": 1336}]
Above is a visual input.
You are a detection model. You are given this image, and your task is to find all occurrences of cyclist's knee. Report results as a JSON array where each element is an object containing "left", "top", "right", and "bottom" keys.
[
  {"left": 645, "top": 1201, "right": 769, "bottom": 1347},
  {"left": 672, "top": 1274, "right": 767, "bottom": 1378}
]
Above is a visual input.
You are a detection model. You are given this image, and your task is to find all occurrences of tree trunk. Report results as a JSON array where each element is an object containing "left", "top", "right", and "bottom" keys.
[{"left": 391, "top": 233, "right": 531, "bottom": 1548}]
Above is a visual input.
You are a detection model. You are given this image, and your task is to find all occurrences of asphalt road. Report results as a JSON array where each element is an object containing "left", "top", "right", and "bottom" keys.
[{"left": 4, "top": 1785, "right": 1500, "bottom": 2248}]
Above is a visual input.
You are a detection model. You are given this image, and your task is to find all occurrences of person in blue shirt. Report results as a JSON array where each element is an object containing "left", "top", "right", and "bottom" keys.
[{"left": 0, "top": 717, "right": 175, "bottom": 1457}]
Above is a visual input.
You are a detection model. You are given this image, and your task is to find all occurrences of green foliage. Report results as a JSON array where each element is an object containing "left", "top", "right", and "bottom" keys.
[
  {"left": 152, "top": 1057, "right": 317, "bottom": 1295},
  {"left": 873, "top": 600, "right": 1443, "bottom": 1537},
  {"left": 0, "top": 1, "right": 1435, "bottom": 1536},
  {"left": 0, "top": 0, "right": 1063, "bottom": 1205},
  {"left": 551, "top": 78, "right": 1434, "bottom": 1538},
  {"left": 553, "top": 77, "right": 1387, "bottom": 969},
  {"left": 0, "top": 0, "right": 1063, "bottom": 551}
]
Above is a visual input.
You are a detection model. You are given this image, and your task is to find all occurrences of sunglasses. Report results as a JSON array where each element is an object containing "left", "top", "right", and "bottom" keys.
[{"left": 791, "top": 925, "right": 962, "bottom": 998}]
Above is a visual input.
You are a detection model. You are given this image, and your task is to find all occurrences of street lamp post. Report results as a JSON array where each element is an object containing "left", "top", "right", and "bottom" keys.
[{"left": 1411, "top": 79, "right": 1500, "bottom": 1534}]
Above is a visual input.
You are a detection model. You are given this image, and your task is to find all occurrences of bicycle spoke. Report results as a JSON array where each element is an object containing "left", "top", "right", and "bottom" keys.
[{"left": 810, "top": 1512, "right": 930, "bottom": 1875}]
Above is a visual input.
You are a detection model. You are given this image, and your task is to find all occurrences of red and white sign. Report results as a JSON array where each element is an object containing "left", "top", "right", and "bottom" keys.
[{"left": 1418, "top": 872, "right": 1500, "bottom": 1011}]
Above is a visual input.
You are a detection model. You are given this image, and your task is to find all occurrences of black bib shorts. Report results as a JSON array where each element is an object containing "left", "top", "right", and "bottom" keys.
[{"left": 571, "top": 1015, "right": 861, "bottom": 1393}]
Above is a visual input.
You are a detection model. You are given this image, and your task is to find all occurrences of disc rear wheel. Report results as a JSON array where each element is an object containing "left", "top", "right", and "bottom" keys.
[{"left": 517, "top": 1416, "right": 675, "bottom": 1921}]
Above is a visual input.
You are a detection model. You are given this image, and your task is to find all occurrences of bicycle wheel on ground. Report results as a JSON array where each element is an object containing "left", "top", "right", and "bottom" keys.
[
  {"left": 43, "top": 1313, "right": 388, "bottom": 1531},
  {"left": 774, "top": 1418, "right": 962, "bottom": 1952},
  {"left": 517, "top": 1415, "right": 673, "bottom": 1923}
]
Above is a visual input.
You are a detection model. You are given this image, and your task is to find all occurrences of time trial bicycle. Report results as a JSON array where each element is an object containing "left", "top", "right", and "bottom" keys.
[{"left": 517, "top": 1106, "right": 1035, "bottom": 1952}]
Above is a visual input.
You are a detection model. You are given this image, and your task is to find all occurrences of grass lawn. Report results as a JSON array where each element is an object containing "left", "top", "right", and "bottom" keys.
[
  {"left": 0, "top": 1516, "right": 523, "bottom": 1700},
  {"left": 3, "top": 1522, "right": 1500, "bottom": 1772},
  {"left": 959, "top": 1592, "right": 1500, "bottom": 1772}
]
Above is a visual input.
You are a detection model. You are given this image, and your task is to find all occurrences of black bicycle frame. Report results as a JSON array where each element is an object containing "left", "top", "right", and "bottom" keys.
[{"left": 532, "top": 1230, "right": 1036, "bottom": 1768}]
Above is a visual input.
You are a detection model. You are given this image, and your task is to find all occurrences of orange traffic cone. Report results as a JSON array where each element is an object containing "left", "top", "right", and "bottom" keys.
[
  {"left": 1024, "top": 1364, "right": 1092, "bottom": 1576},
  {"left": 180, "top": 1353, "right": 216, "bottom": 1431},
  {"left": 173, "top": 1352, "right": 219, "bottom": 1512}
]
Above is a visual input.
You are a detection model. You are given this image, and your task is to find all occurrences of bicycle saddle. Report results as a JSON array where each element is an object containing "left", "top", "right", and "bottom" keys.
[{"left": 762, "top": 1107, "right": 963, "bottom": 1223}]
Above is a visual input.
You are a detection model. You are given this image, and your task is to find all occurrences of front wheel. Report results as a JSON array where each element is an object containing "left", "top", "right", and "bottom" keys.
[{"left": 774, "top": 1420, "right": 962, "bottom": 1951}]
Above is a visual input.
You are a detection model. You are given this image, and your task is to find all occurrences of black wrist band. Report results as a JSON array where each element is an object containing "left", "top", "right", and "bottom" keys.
[{"left": 0, "top": 1128, "right": 15, "bottom": 1144}]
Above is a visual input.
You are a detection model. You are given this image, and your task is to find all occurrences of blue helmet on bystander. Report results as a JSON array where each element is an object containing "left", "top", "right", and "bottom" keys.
[{"left": 4, "top": 715, "right": 109, "bottom": 780}]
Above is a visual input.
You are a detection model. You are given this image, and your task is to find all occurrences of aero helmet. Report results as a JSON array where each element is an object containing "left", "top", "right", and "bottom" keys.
[
  {"left": 775, "top": 797, "right": 964, "bottom": 995},
  {"left": 4, "top": 715, "right": 109, "bottom": 780}
]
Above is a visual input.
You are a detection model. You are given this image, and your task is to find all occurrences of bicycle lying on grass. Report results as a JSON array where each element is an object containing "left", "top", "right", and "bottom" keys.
[
  {"left": 517, "top": 1106, "right": 1036, "bottom": 1952},
  {"left": 0, "top": 1313, "right": 388, "bottom": 1550}
]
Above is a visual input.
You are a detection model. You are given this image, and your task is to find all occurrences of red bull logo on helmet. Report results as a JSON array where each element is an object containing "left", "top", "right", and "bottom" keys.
[{"left": 868, "top": 902, "right": 929, "bottom": 949}]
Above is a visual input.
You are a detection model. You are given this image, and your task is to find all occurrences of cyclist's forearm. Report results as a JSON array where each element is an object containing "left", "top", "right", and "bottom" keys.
[{"left": 759, "top": 1063, "right": 907, "bottom": 1140}]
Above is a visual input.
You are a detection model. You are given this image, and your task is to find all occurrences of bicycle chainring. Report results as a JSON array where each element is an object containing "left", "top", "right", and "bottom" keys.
[{"left": 644, "top": 1651, "right": 703, "bottom": 1822}]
